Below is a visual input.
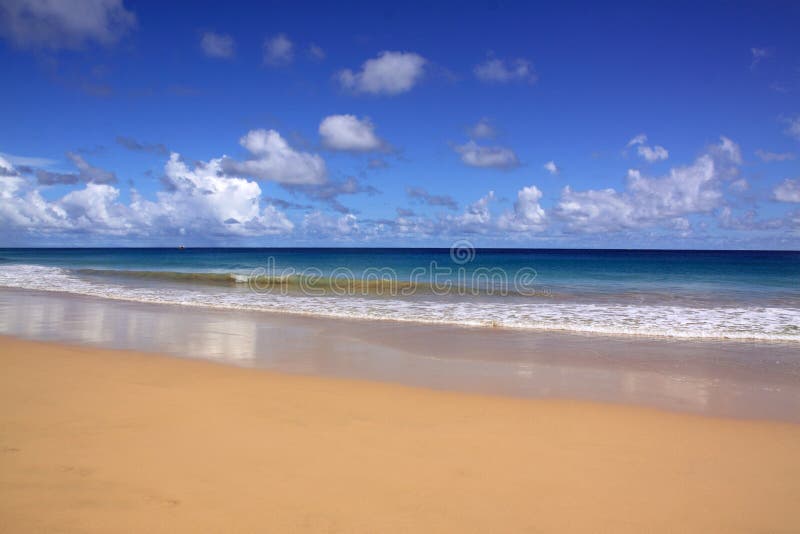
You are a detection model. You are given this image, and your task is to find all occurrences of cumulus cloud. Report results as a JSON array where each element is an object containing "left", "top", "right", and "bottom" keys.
[
  {"left": 498, "top": 185, "right": 547, "bottom": 232},
  {"left": 718, "top": 207, "right": 785, "bottom": 232},
  {"left": 448, "top": 191, "right": 495, "bottom": 231},
  {"left": 0, "top": 156, "right": 15, "bottom": 175},
  {"left": 263, "top": 33, "right": 293, "bottom": 65},
  {"left": 627, "top": 134, "right": 669, "bottom": 162},
  {"left": 474, "top": 57, "right": 537, "bottom": 84},
  {"left": 222, "top": 129, "right": 326, "bottom": 185},
  {"left": 555, "top": 187, "right": 634, "bottom": 234},
  {"left": 454, "top": 141, "right": 519, "bottom": 169},
  {"left": 135, "top": 154, "right": 293, "bottom": 236},
  {"left": 35, "top": 152, "right": 117, "bottom": 185},
  {"left": 774, "top": 179, "right": 800, "bottom": 203},
  {"left": 711, "top": 135, "right": 742, "bottom": 165},
  {"left": 200, "top": 31, "right": 234, "bottom": 59},
  {"left": 755, "top": 149, "right": 795, "bottom": 162},
  {"left": 406, "top": 186, "right": 458, "bottom": 210},
  {"left": 319, "top": 115, "right": 385, "bottom": 152},
  {"left": 303, "top": 211, "right": 359, "bottom": 238},
  {"left": 544, "top": 161, "right": 559, "bottom": 175},
  {"left": 0, "top": 153, "right": 293, "bottom": 239},
  {"left": 468, "top": 118, "right": 496, "bottom": 139},
  {"left": 555, "top": 137, "right": 742, "bottom": 233},
  {"left": 0, "top": 129, "right": 356, "bottom": 241},
  {"left": 337, "top": 51, "right": 426, "bottom": 95},
  {"left": 0, "top": 0, "right": 136, "bottom": 50},
  {"left": 116, "top": 136, "right": 168, "bottom": 156},
  {"left": 0, "top": 157, "right": 70, "bottom": 231}
]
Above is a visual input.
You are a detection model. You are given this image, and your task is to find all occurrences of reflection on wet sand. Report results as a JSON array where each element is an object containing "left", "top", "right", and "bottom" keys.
[{"left": 1, "top": 287, "right": 798, "bottom": 421}]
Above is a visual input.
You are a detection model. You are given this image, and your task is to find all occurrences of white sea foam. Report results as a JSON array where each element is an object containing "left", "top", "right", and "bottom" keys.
[{"left": 0, "top": 264, "right": 798, "bottom": 342}]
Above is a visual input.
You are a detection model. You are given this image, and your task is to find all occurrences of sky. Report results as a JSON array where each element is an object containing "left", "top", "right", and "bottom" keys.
[{"left": 0, "top": 0, "right": 799, "bottom": 248}]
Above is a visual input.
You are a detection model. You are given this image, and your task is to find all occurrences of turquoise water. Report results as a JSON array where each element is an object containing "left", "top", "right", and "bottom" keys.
[{"left": 0, "top": 248, "right": 798, "bottom": 341}]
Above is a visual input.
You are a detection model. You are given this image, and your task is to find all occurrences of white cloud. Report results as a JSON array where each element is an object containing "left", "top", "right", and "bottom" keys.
[
  {"left": 222, "top": 129, "right": 326, "bottom": 185},
  {"left": 755, "top": 149, "right": 795, "bottom": 162},
  {"left": 637, "top": 145, "right": 669, "bottom": 162},
  {"left": 498, "top": 185, "right": 547, "bottom": 232},
  {"left": 555, "top": 137, "right": 741, "bottom": 233},
  {"left": 454, "top": 141, "right": 519, "bottom": 169},
  {"left": 0, "top": 153, "right": 293, "bottom": 239},
  {"left": 135, "top": 154, "right": 294, "bottom": 236},
  {"left": 201, "top": 31, "right": 234, "bottom": 59},
  {"left": 543, "top": 161, "right": 559, "bottom": 175},
  {"left": 449, "top": 191, "right": 495, "bottom": 231},
  {"left": 774, "top": 179, "right": 800, "bottom": 203},
  {"left": 627, "top": 134, "right": 668, "bottom": 162},
  {"left": 337, "top": 51, "right": 426, "bottom": 95},
  {"left": 718, "top": 207, "right": 785, "bottom": 232},
  {"left": 263, "top": 33, "right": 293, "bottom": 65},
  {"left": 319, "top": 115, "right": 384, "bottom": 152},
  {"left": 468, "top": 118, "right": 496, "bottom": 139},
  {"left": 474, "top": 57, "right": 537, "bottom": 84},
  {"left": 0, "top": 0, "right": 136, "bottom": 50},
  {"left": 729, "top": 178, "right": 749, "bottom": 193},
  {"left": 556, "top": 186, "right": 636, "bottom": 233},
  {"left": 711, "top": 135, "right": 743, "bottom": 165},
  {"left": 59, "top": 183, "right": 128, "bottom": 230},
  {"left": 671, "top": 217, "right": 691, "bottom": 234},
  {"left": 303, "top": 211, "right": 359, "bottom": 238},
  {"left": 0, "top": 156, "right": 28, "bottom": 197},
  {"left": 626, "top": 134, "right": 648, "bottom": 147},
  {"left": 783, "top": 115, "right": 800, "bottom": 141}
]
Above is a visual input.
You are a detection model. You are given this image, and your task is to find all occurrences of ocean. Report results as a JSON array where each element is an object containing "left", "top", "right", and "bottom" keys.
[{"left": 0, "top": 247, "right": 798, "bottom": 342}]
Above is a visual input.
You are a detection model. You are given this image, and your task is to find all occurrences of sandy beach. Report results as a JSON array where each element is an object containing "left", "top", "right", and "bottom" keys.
[{"left": 1, "top": 335, "right": 799, "bottom": 533}]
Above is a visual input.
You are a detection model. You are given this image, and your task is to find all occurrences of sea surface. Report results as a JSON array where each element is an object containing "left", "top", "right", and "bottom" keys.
[{"left": 0, "top": 247, "right": 798, "bottom": 342}]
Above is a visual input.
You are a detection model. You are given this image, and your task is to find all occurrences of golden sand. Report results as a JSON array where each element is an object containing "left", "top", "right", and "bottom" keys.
[{"left": 1, "top": 336, "right": 799, "bottom": 532}]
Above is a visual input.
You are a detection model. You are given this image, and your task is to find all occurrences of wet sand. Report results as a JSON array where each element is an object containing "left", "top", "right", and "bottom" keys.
[
  {"left": 1, "top": 288, "right": 799, "bottom": 421},
  {"left": 2, "top": 336, "right": 800, "bottom": 533}
]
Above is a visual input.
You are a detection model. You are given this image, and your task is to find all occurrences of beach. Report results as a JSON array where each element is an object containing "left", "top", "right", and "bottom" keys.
[
  {"left": 1, "top": 249, "right": 799, "bottom": 532},
  {"left": 2, "top": 335, "right": 800, "bottom": 532}
]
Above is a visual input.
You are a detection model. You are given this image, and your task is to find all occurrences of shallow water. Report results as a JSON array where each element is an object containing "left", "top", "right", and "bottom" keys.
[{"left": 0, "top": 248, "right": 799, "bottom": 341}]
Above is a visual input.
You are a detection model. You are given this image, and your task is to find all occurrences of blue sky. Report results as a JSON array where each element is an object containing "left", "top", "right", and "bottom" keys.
[{"left": 0, "top": 0, "right": 799, "bottom": 248}]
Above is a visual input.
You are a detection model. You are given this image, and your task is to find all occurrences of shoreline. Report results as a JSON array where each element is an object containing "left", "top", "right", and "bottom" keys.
[
  {"left": 2, "top": 335, "right": 800, "bottom": 532},
  {"left": 2, "top": 262, "right": 799, "bottom": 344},
  {"left": 2, "top": 287, "right": 800, "bottom": 421}
]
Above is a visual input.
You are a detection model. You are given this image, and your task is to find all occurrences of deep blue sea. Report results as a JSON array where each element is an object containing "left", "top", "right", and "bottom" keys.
[{"left": 0, "top": 248, "right": 798, "bottom": 342}]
